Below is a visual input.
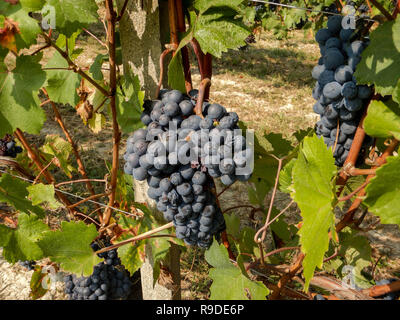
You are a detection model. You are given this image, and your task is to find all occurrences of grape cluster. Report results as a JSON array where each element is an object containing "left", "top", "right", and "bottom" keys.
[
  {"left": 124, "top": 89, "right": 253, "bottom": 249},
  {"left": 64, "top": 242, "right": 132, "bottom": 300},
  {"left": 19, "top": 260, "right": 36, "bottom": 271},
  {"left": 0, "top": 135, "right": 22, "bottom": 158},
  {"left": 312, "top": 14, "right": 373, "bottom": 166}
]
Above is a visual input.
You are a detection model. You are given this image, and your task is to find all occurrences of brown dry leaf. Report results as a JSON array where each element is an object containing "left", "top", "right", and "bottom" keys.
[
  {"left": 75, "top": 79, "right": 94, "bottom": 123},
  {"left": 0, "top": 18, "right": 20, "bottom": 53}
]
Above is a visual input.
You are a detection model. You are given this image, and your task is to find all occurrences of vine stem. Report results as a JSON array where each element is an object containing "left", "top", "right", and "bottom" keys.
[
  {"left": 42, "top": 33, "right": 109, "bottom": 98},
  {"left": 14, "top": 129, "right": 76, "bottom": 217},
  {"left": 369, "top": 0, "right": 394, "bottom": 20},
  {"left": 67, "top": 192, "right": 109, "bottom": 210},
  {"left": 176, "top": 0, "right": 193, "bottom": 93},
  {"left": 336, "top": 139, "right": 399, "bottom": 232},
  {"left": 155, "top": 48, "right": 173, "bottom": 99},
  {"left": 103, "top": 0, "right": 120, "bottom": 227},
  {"left": 55, "top": 179, "right": 106, "bottom": 188},
  {"left": 41, "top": 89, "right": 99, "bottom": 195},
  {"left": 254, "top": 155, "right": 286, "bottom": 255},
  {"left": 363, "top": 280, "right": 400, "bottom": 298},
  {"left": 41, "top": 88, "right": 103, "bottom": 221},
  {"left": 94, "top": 222, "right": 174, "bottom": 254},
  {"left": 337, "top": 180, "right": 369, "bottom": 202}
]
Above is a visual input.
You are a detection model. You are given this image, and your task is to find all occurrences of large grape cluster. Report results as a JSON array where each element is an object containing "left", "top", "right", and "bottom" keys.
[
  {"left": 312, "top": 14, "right": 373, "bottom": 166},
  {"left": 64, "top": 242, "right": 132, "bottom": 300},
  {"left": 123, "top": 89, "right": 253, "bottom": 249},
  {"left": 0, "top": 135, "right": 22, "bottom": 158}
]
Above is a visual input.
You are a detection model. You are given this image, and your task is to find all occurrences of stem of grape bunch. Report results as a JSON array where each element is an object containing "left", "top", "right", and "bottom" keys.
[{"left": 103, "top": 0, "right": 120, "bottom": 227}]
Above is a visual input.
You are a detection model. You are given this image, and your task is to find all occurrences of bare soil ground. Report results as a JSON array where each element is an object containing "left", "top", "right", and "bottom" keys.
[{"left": 1, "top": 29, "right": 399, "bottom": 300}]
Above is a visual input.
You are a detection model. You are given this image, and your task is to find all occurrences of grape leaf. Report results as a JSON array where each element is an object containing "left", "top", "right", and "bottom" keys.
[
  {"left": 40, "top": 134, "right": 75, "bottom": 178},
  {"left": 364, "top": 99, "right": 400, "bottom": 140},
  {"left": 45, "top": 51, "right": 81, "bottom": 106},
  {"left": 0, "top": 55, "right": 46, "bottom": 136},
  {"left": 55, "top": 30, "right": 82, "bottom": 60},
  {"left": 193, "top": 7, "right": 250, "bottom": 58},
  {"left": 264, "top": 132, "right": 294, "bottom": 157},
  {"left": 0, "top": 173, "right": 44, "bottom": 217},
  {"left": 193, "top": 0, "right": 244, "bottom": 13},
  {"left": 354, "top": 18, "right": 400, "bottom": 97},
  {"left": 1, "top": 2, "right": 41, "bottom": 51},
  {"left": 27, "top": 183, "right": 61, "bottom": 210},
  {"left": 364, "top": 155, "right": 400, "bottom": 226},
  {"left": 168, "top": 16, "right": 194, "bottom": 93},
  {"left": 116, "top": 74, "right": 145, "bottom": 133},
  {"left": 290, "top": 135, "right": 337, "bottom": 291},
  {"left": 45, "top": 0, "right": 98, "bottom": 37},
  {"left": 38, "top": 221, "right": 102, "bottom": 277},
  {"left": 1, "top": 213, "right": 49, "bottom": 264},
  {"left": 20, "top": 0, "right": 45, "bottom": 12},
  {"left": 90, "top": 54, "right": 107, "bottom": 81},
  {"left": 339, "top": 228, "right": 372, "bottom": 289},
  {"left": 394, "top": 79, "right": 400, "bottom": 104},
  {"left": 279, "top": 158, "right": 296, "bottom": 194},
  {"left": 205, "top": 240, "right": 269, "bottom": 300},
  {"left": 116, "top": 214, "right": 146, "bottom": 276},
  {"left": 88, "top": 112, "right": 105, "bottom": 134},
  {"left": 225, "top": 213, "right": 241, "bottom": 239}
]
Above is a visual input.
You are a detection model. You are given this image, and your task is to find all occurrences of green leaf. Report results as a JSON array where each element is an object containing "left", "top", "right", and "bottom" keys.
[
  {"left": 291, "top": 135, "right": 337, "bottom": 291},
  {"left": 279, "top": 158, "right": 296, "bottom": 194},
  {"left": 168, "top": 17, "right": 194, "bottom": 92},
  {"left": 40, "top": 134, "right": 75, "bottom": 178},
  {"left": 205, "top": 240, "right": 269, "bottom": 300},
  {"left": 168, "top": 51, "right": 186, "bottom": 93},
  {"left": 116, "top": 214, "right": 148, "bottom": 275},
  {"left": 20, "top": 0, "right": 45, "bottom": 12},
  {"left": 117, "top": 241, "right": 146, "bottom": 277},
  {"left": 194, "top": 7, "right": 250, "bottom": 58},
  {"left": 0, "top": 224, "right": 12, "bottom": 247},
  {"left": 2, "top": 213, "right": 49, "bottom": 264},
  {"left": 364, "top": 155, "right": 400, "bottom": 226},
  {"left": 339, "top": 228, "right": 372, "bottom": 289},
  {"left": 45, "top": 51, "right": 81, "bottom": 106},
  {"left": 46, "top": 0, "right": 98, "bottom": 37},
  {"left": 0, "top": 55, "right": 46, "bottom": 136},
  {"left": 1, "top": 3, "right": 41, "bottom": 51},
  {"left": 55, "top": 30, "right": 82, "bottom": 60},
  {"left": 354, "top": 17, "right": 400, "bottom": 97},
  {"left": 27, "top": 183, "right": 62, "bottom": 210},
  {"left": 88, "top": 112, "right": 105, "bottom": 134},
  {"left": 225, "top": 213, "right": 241, "bottom": 239},
  {"left": 38, "top": 221, "right": 102, "bottom": 276},
  {"left": 116, "top": 74, "right": 145, "bottom": 133},
  {"left": 0, "top": 173, "right": 44, "bottom": 217},
  {"left": 193, "top": 0, "right": 244, "bottom": 13},
  {"left": 264, "top": 132, "right": 294, "bottom": 157},
  {"left": 364, "top": 99, "right": 400, "bottom": 140},
  {"left": 90, "top": 54, "right": 107, "bottom": 81}
]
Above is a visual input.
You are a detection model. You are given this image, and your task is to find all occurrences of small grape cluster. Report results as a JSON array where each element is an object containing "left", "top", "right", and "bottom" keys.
[
  {"left": 0, "top": 135, "right": 22, "bottom": 158},
  {"left": 19, "top": 260, "right": 36, "bottom": 271},
  {"left": 64, "top": 242, "right": 132, "bottom": 300},
  {"left": 312, "top": 14, "right": 373, "bottom": 166},
  {"left": 124, "top": 89, "right": 253, "bottom": 249}
]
